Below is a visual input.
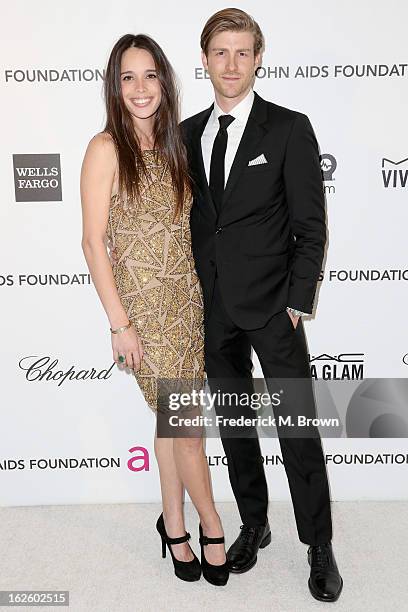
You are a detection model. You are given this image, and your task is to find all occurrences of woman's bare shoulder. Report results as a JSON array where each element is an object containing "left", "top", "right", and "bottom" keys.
[
  {"left": 83, "top": 132, "right": 117, "bottom": 174},
  {"left": 87, "top": 131, "right": 116, "bottom": 154}
]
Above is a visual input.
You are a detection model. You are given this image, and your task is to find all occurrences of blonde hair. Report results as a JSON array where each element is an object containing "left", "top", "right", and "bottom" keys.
[{"left": 200, "top": 8, "right": 264, "bottom": 57}]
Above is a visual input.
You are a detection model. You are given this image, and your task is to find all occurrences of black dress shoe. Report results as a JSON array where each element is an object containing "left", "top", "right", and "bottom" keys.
[
  {"left": 308, "top": 542, "right": 343, "bottom": 602},
  {"left": 199, "top": 524, "right": 229, "bottom": 586},
  {"left": 226, "top": 520, "right": 271, "bottom": 573},
  {"left": 156, "top": 513, "right": 201, "bottom": 582}
]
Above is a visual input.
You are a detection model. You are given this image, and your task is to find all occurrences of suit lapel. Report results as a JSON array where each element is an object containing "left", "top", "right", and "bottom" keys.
[{"left": 222, "top": 92, "right": 269, "bottom": 207}]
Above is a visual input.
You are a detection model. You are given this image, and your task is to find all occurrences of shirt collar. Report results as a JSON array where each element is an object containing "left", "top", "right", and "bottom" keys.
[{"left": 212, "top": 89, "right": 254, "bottom": 126}]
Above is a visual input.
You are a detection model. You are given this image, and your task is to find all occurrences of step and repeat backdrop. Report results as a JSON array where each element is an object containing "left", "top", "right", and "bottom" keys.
[{"left": 1, "top": 0, "right": 407, "bottom": 506}]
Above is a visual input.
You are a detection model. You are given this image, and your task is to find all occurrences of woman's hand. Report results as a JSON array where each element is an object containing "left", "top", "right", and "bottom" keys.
[{"left": 112, "top": 325, "right": 144, "bottom": 371}]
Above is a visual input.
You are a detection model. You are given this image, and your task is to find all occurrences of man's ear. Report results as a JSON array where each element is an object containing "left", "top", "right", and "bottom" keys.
[
  {"left": 254, "top": 52, "right": 262, "bottom": 71},
  {"left": 201, "top": 50, "right": 208, "bottom": 71}
]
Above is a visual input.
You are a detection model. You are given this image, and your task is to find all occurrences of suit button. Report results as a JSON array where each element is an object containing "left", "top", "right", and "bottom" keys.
[
  {"left": 215, "top": 227, "right": 222, "bottom": 234},
  {"left": 209, "top": 260, "right": 215, "bottom": 267}
]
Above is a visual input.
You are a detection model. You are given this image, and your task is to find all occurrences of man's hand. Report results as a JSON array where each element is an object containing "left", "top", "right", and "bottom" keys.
[{"left": 287, "top": 310, "right": 300, "bottom": 329}]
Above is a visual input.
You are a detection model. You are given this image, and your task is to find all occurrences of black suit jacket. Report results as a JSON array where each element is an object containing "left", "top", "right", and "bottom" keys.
[{"left": 181, "top": 91, "right": 326, "bottom": 330}]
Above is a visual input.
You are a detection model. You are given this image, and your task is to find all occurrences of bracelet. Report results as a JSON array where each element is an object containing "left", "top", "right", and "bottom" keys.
[{"left": 110, "top": 321, "right": 132, "bottom": 334}]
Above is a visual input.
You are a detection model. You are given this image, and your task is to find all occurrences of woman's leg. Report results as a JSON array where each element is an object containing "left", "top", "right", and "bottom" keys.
[
  {"left": 173, "top": 436, "right": 226, "bottom": 565},
  {"left": 154, "top": 434, "right": 194, "bottom": 561}
]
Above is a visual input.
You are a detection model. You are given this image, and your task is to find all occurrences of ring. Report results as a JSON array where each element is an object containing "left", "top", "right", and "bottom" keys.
[{"left": 118, "top": 355, "right": 125, "bottom": 363}]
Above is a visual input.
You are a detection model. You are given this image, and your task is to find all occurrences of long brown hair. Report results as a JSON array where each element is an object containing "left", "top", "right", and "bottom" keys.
[{"left": 103, "top": 34, "right": 190, "bottom": 219}]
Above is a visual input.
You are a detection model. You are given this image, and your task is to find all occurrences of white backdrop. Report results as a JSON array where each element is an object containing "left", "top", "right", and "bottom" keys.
[{"left": 1, "top": 0, "right": 407, "bottom": 506}]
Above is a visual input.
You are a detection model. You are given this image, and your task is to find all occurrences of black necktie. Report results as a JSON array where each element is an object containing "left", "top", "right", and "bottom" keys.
[{"left": 209, "top": 114, "right": 235, "bottom": 213}]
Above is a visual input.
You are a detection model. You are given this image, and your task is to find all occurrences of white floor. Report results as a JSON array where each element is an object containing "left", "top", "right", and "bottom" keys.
[{"left": 1, "top": 501, "right": 408, "bottom": 612}]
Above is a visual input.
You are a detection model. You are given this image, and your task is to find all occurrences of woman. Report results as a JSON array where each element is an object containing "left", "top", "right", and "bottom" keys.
[{"left": 80, "top": 34, "right": 228, "bottom": 586}]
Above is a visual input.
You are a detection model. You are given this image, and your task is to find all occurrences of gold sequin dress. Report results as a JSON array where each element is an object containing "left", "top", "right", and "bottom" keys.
[{"left": 106, "top": 151, "right": 205, "bottom": 411}]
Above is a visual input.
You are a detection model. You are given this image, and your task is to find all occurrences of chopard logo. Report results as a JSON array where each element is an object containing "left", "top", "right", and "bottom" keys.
[{"left": 18, "top": 356, "right": 115, "bottom": 386}]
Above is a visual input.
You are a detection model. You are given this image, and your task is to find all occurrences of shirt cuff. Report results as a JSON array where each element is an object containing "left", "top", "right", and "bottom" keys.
[{"left": 286, "top": 306, "right": 308, "bottom": 317}]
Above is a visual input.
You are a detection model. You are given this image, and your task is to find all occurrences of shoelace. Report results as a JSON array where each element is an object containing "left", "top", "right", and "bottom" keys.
[
  {"left": 310, "top": 544, "right": 331, "bottom": 569},
  {"left": 239, "top": 525, "right": 258, "bottom": 545}
]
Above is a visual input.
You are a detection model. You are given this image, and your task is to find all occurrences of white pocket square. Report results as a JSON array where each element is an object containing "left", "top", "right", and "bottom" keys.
[{"left": 248, "top": 154, "right": 268, "bottom": 166}]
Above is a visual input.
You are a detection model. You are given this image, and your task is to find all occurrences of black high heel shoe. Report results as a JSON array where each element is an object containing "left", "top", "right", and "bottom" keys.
[
  {"left": 199, "top": 524, "right": 229, "bottom": 586},
  {"left": 156, "top": 513, "right": 201, "bottom": 582}
]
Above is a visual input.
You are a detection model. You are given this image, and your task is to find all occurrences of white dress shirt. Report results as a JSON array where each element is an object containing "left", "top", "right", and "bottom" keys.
[{"left": 201, "top": 89, "right": 255, "bottom": 186}]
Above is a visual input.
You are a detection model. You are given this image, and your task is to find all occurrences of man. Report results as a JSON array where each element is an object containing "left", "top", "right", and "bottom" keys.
[{"left": 181, "top": 8, "right": 343, "bottom": 602}]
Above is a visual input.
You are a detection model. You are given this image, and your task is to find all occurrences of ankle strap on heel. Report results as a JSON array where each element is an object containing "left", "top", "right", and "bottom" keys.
[
  {"left": 199, "top": 534, "right": 225, "bottom": 545},
  {"left": 165, "top": 531, "right": 191, "bottom": 545}
]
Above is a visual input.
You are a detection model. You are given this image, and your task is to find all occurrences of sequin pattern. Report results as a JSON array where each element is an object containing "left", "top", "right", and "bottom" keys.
[{"left": 106, "top": 151, "right": 205, "bottom": 410}]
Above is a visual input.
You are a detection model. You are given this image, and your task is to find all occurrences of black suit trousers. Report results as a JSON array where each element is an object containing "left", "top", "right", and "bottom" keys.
[{"left": 204, "top": 277, "right": 333, "bottom": 546}]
